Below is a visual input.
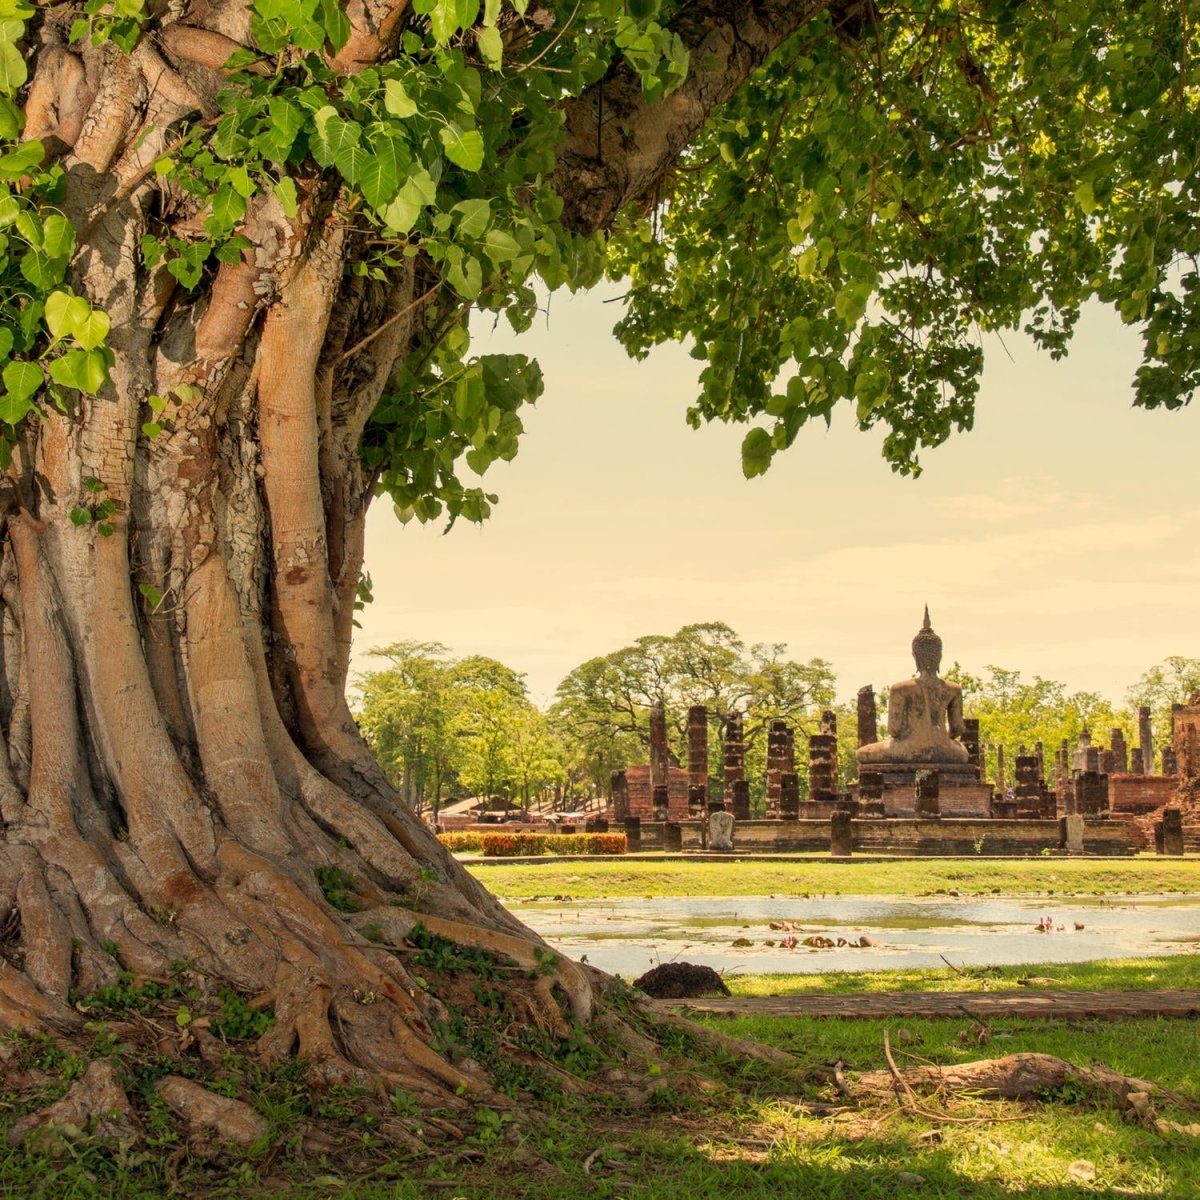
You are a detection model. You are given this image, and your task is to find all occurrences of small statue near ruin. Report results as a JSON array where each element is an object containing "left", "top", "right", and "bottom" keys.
[{"left": 857, "top": 607, "right": 969, "bottom": 767}]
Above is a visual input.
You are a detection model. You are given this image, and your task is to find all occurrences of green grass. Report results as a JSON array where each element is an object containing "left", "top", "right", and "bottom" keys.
[
  {"left": 469, "top": 855, "right": 1200, "bottom": 901},
  {"left": 4, "top": 999, "right": 1198, "bottom": 1199},
  {"left": 728, "top": 953, "right": 1200, "bottom": 996}
]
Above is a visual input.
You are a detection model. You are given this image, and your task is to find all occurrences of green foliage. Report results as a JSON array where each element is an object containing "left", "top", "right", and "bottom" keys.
[
  {"left": 357, "top": 642, "right": 566, "bottom": 812},
  {"left": 609, "top": 2, "right": 1200, "bottom": 476},
  {"left": 74, "top": 971, "right": 187, "bottom": 1016},
  {"left": 946, "top": 663, "right": 1128, "bottom": 780},
  {"left": 0, "top": 3, "right": 119, "bottom": 468},
  {"left": 1126, "top": 656, "right": 1200, "bottom": 753},
  {"left": 209, "top": 989, "right": 275, "bottom": 1041},
  {"left": 314, "top": 863, "right": 361, "bottom": 911},
  {"left": 407, "top": 921, "right": 512, "bottom": 978},
  {"left": 550, "top": 622, "right": 836, "bottom": 805},
  {"left": 6, "top": 0, "right": 1196, "bottom": 532}
]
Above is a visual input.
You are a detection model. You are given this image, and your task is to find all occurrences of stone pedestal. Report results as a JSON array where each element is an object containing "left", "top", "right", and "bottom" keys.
[
  {"left": 687, "top": 705, "right": 708, "bottom": 818},
  {"left": 830, "top": 811, "right": 853, "bottom": 856},
  {"left": 623, "top": 817, "right": 641, "bottom": 851},
  {"left": 663, "top": 822, "right": 682, "bottom": 852},
  {"left": 723, "top": 710, "right": 744, "bottom": 808},
  {"left": 708, "top": 810, "right": 734, "bottom": 852},
  {"left": 611, "top": 769, "right": 630, "bottom": 821},
  {"left": 914, "top": 769, "right": 940, "bottom": 818},
  {"left": 649, "top": 701, "right": 669, "bottom": 793},
  {"left": 585, "top": 818, "right": 608, "bottom": 833},
  {"left": 808, "top": 733, "right": 839, "bottom": 800},
  {"left": 857, "top": 686, "right": 878, "bottom": 747},
  {"left": 732, "top": 779, "right": 751, "bottom": 821},
  {"left": 961, "top": 718, "right": 982, "bottom": 770},
  {"left": 652, "top": 785, "right": 670, "bottom": 823},
  {"left": 1060, "top": 813, "right": 1085, "bottom": 854},
  {"left": 779, "top": 773, "right": 800, "bottom": 819},
  {"left": 1138, "top": 705, "right": 1153, "bottom": 780},
  {"left": 1163, "top": 808, "right": 1185, "bottom": 856}
]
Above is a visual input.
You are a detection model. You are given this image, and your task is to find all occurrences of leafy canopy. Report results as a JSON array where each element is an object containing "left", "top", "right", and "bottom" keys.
[
  {"left": 609, "top": 0, "right": 1200, "bottom": 476},
  {"left": 1, "top": 0, "right": 1195, "bottom": 507}
]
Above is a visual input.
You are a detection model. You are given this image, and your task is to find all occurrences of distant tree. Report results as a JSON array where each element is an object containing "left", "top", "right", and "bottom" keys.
[
  {"left": 948, "top": 664, "right": 1127, "bottom": 780},
  {"left": 1126, "top": 657, "right": 1200, "bottom": 756},
  {"left": 551, "top": 622, "right": 836, "bottom": 801},
  {"left": 357, "top": 640, "right": 459, "bottom": 815},
  {"left": 358, "top": 644, "right": 546, "bottom": 816}
]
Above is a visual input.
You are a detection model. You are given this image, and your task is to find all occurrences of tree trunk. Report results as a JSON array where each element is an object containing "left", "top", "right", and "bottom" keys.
[{"left": 3, "top": 0, "right": 839, "bottom": 1121}]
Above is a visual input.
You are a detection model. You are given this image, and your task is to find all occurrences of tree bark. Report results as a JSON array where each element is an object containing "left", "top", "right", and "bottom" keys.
[{"left": 1, "top": 0, "right": 839, "bottom": 1117}]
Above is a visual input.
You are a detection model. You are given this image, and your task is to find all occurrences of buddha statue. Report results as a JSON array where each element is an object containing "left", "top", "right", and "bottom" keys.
[{"left": 857, "top": 608, "right": 969, "bottom": 767}]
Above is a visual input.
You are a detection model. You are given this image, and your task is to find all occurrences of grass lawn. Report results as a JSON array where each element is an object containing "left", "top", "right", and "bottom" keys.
[
  {"left": 4, "top": 1001, "right": 1197, "bottom": 1199},
  {"left": 729, "top": 954, "right": 1200, "bottom": 996},
  {"left": 4, "top": 858, "right": 1197, "bottom": 1198},
  {"left": 468, "top": 855, "right": 1200, "bottom": 901}
]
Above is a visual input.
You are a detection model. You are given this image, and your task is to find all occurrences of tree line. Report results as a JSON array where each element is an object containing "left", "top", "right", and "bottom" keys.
[{"left": 356, "top": 626, "right": 1200, "bottom": 816}]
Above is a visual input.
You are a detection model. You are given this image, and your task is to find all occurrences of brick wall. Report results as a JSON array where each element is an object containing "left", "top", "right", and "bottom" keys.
[
  {"left": 1109, "top": 774, "right": 1177, "bottom": 814},
  {"left": 625, "top": 764, "right": 690, "bottom": 820}
]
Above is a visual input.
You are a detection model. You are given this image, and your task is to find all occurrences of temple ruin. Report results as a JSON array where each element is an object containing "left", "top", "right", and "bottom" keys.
[{"left": 607, "top": 610, "right": 1194, "bottom": 857}]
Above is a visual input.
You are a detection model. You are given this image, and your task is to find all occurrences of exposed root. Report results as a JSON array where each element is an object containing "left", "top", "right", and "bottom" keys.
[
  {"left": 7, "top": 1059, "right": 139, "bottom": 1150},
  {"left": 855, "top": 1052, "right": 1162, "bottom": 1105},
  {"left": 154, "top": 1076, "right": 269, "bottom": 1149}
]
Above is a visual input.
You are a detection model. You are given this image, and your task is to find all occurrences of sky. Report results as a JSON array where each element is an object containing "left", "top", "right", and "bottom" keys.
[{"left": 352, "top": 284, "right": 1200, "bottom": 710}]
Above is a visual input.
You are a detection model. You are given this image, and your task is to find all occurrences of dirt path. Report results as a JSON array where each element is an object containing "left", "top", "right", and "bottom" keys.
[{"left": 659, "top": 988, "right": 1200, "bottom": 1020}]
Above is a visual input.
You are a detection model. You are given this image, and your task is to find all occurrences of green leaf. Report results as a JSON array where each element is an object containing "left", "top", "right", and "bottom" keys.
[
  {"left": 0, "top": 359, "right": 41, "bottom": 423},
  {"left": 740, "top": 427, "right": 773, "bottom": 479},
  {"left": 69, "top": 506, "right": 91, "bottom": 527},
  {"left": 428, "top": 0, "right": 479, "bottom": 45},
  {"left": 0, "top": 326, "right": 10, "bottom": 359},
  {"left": 73, "top": 307, "right": 110, "bottom": 352},
  {"left": 0, "top": 39, "right": 27, "bottom": 90},
  {"left": 384, "top": 79, "right": 418, "bottom": 119},
  {"left": 41, "top": 214, "right": 74, "bottom": 261},
  {"left": 44, "top": 291, "right": 90, "bottom": 342},
  {"left": 47, "top": 348, "right": 109, "bottom": 394},
  {"left": 138, "top": 582, "right": 164, "bottom": 608},
  {"left": 453, "top": 198, "right": 491, "bottom": 239},
  {"left": 445, "top": 252, "right": 483, "bottom": 299},
  {"left": 442, "top": 128, "right": 484, "bottom": 172},
  {"left": 319, "top": 0, "right": 350, "bottom": 50},
  {"left": 1074, "top": 180, "right": 1096, "bottom": 215},
  {"left": 477, "top": 25, "right": 502, "bottom": 70},
  {"left": 0, "top": 140, "right": 42, "bottom": 179},
  {"left": 272, "top": 176, "right": 299, "bottom": 218},
  {"left": 378, "top": 170, "right": 437, "bottom": 234},
  {"left": 360, "top": 151, "right": 400, "bottom": 209}
]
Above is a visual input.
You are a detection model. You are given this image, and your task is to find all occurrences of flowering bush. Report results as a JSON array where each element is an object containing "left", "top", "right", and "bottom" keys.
[
  {"left": 472, "top": 832, "right": 627, "bottom": 857},
  {"left": 480, "top": 833, "right": 547, "bottom": 857}
]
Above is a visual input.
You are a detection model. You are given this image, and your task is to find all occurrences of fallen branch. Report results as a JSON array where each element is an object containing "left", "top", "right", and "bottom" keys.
[{"left": 856, "top": 1052, "right": 1159, "bottom": 1105}]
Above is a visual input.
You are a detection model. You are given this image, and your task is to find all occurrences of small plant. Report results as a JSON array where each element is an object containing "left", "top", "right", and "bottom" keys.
[
  {"left": 363, "top": 921, "right": 384, "bottom": 943},
  {"left": 75, "top": 971, "right": 186, "bottom": 1015},
  {"left": 314, "top": 864, "right": 361, "bottom": 912},
  {"left": 210, "top": 989, "right": 275, "bottom": 1041}
]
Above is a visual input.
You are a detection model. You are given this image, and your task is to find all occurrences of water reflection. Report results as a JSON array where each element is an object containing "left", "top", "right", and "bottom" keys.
[{"left": 513, "top": 893, "right": 1200, "bottom": 978}]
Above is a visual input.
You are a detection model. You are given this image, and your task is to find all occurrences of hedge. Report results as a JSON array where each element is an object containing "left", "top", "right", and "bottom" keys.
[
  {"left": 460, "top": 832, "right": 628, "bottom": 857},
  {"left": 436, "top": 831, "right": 483, "bottom": 853}
]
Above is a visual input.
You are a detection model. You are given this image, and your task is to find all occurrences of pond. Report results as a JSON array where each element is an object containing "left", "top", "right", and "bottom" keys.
[{"left": 512, "top": 893, "right": 1200, "bottom": 979}]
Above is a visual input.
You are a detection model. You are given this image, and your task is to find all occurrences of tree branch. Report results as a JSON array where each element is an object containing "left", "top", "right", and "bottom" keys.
[{"left": 552, "top": 0, "right": 832, "bottom": 233}]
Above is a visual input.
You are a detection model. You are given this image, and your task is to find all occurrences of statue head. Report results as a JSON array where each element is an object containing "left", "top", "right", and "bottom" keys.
[{"left": 911, "top": 605, "right": 942, "bottom": 674}]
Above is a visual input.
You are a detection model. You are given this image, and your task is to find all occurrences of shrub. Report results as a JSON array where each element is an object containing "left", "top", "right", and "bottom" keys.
[
  {"left": 545, "top": 833, "right": 626, "bottom": 855},
  {"left": 437, "top": 831, "right": 483, "bottom": 853},
  {"left": 480, "top": 833, "right": 547, "bottom": 857}
]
